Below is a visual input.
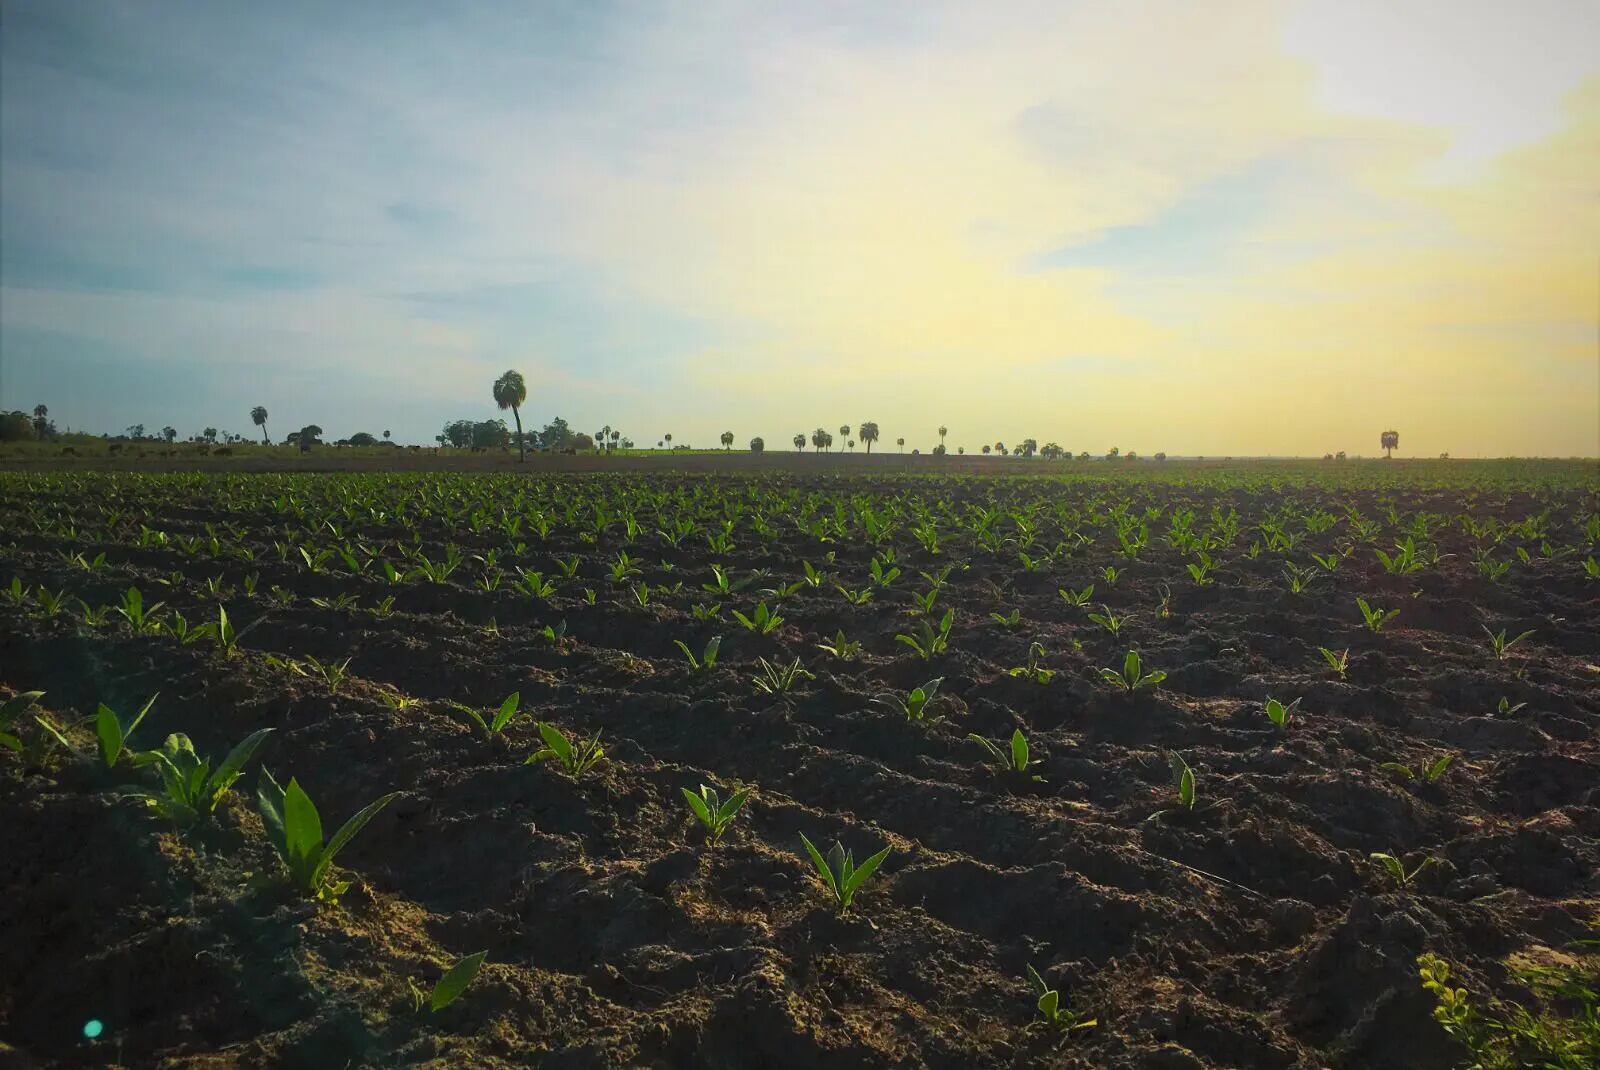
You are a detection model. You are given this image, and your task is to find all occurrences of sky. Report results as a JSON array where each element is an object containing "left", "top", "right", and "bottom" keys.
[{"left": 1, "top": 0, "right": 1597, "bottom": 456}]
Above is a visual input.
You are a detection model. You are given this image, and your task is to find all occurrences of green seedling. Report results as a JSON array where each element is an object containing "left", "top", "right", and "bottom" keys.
[
  {"left": 731, "top": 602, "right": 784, "bottom": 635},
  {"left": 115, "top": 586, "right": 166, "bottom": 633},
  {"left": 799, "top": 832, "right": 891, "bottom": 914},
  {"left": 1099, "top": 650, "right": 1166, "bottom": 692},
  {"left": 1483, "top": 625, "right": 1535, "bottom": 661},
  {"left": 526, "top": 722, "right": 605, "bottom": 777},
  {"left": 96, "top": 694, "right": 159, "bottom": 770},
  {"left": 1086, "top": 609, "right": 1125, "bottom": 637},
  {"left": 1318, "top": 646, "right": 1350, "bottom": 680},
  {"left": 968, "top": 728, "right": 1042, "bottom": 781},
  {"left": 133, "top": 728, "right": 274, "bottom": 825},
  {"left": 1381, "top": 752, "right": 1453, "bottom": 784},
  {"left": 816, "top": 630, "right": 863, "bottom": 660},
  {"left": 1495, "top": 696, "right": 1527, "bottom": 716},
  {"left": 257, "top": 769, "right": 398, "bottom": 901},
  {"left": 459, "top": 692, "right": 524, "bottom": 736},
  {"left": 990, "top": 608, "right": 1022, "bottom": 629},
  {"left": 877, "top": 678, "right": 943, "bottom": 723},
  {"left": 1357, "top": 597, "right": 1401, "bottom": 634},
  {"left": 752, "top": 657, "right": 814, "bottom": 695},
  {"left": 303, "top": 654, "right": 352, "bottom": 694},
  {"left": 1058, "top": 585, "right": 1095, "bottom": 608},
  {"left": 411, "top": 951, "right": 488, "bottom": 1014},
  {"left": 0, "top": 690, "right": 46, "bottom": 754},
  {"left": 681, "top": 782, "right": 752, "bottom": 845},
  {"left": 1007, "top": 642, "right": 1056, "bottom": 684},
  {"left": 673, "top": 636, "right": 722, "bottom": 672},
  {"left": 895, "top": 608, "right": 954, "bottom": 660},
  {"left": 1169, "top": 752, "right": 1197, "bottom": 811},
  {"left": 1265, "top": 696, "right": 1301, "bottom": 729},
  {"left": 835, "top": 583, "right": 875, "bottom": 606},
  {"left": 1026, "top": 965, "right": 1096, "bottom": 1034},
  {"left": 1370, "top": 851, "right": 1436, "bottom": 892}
]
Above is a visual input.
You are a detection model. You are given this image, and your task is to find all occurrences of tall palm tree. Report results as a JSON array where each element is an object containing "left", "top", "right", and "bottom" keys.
[
  {"left": 1381, "top": 430, "right": 1399, "bottom": 459},
  {"left": 251, "top": 406, "right": 269, "bottom": 445},
  {"left": 858, "top": 421, "right": 879, "bottom": 453},
  {"left": 720, "top": 431, "right": 734, "bottom": 450},
  {"left": 811, "top": 427, "right": 827, "bottom": 452},
  {"left": 609, "top": 429, "right": 620, "bottom": 452},
  {"left": 839, "top": 425, "right": 850, "bottom": 446},
  {"left": 937, "top": 425, "right": 948, "bottom": 448},
  {"left": 493, "top": 370, "right": 529, "bottom": 461},
  {"left": 793, "top": 433, "right": 806, "bottom": 451},
  {"left": 896, "top": 436, "right": 905, "bottom": 452},
  {"left": 665, "top": 433, "right": 673, "bottom": 449}
]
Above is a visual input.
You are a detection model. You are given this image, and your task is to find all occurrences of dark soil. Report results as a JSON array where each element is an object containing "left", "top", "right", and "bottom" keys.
[{"left": 1, "top": 467, "right": 1596, "bottom": 1068}]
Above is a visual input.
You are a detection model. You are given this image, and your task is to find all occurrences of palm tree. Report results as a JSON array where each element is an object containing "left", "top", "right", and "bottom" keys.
[
  {"left": 161, "top": 426, "right": 177, "bottom": 443},
  {"left": 251, "top": 406, "right": 269, "bottom": 445},
  {"left": 1019, "top": 438, "right": 1038, "bottom": 458},
  {"left": 720, "top": 431, "right": 734, "bottom": 450},
  {"left": 848, "top": 440, "right": 856, "bottom": 452},
  {"left": 1381, "top": 430, "right": 1399, "bottom": 459},
  {"left": 811, "top": 427, "right": 827, "bottom": 452},
  {"left": 937, "top": 425, "right": 948, "bottom": 448},
  {"left": 384, "top": 429, "right": 391, "bottom": 441},
  {"left": 858, "top": 421, "right": 879, "bottom": 453},
  {"left": 982, "top": 444, "right": 991, "bottom": 455},
  {"left": 202, "top": 427, "right": 218, "bottom": 443},
  {"left": 794, "top": 433, "right": 806, "bottom": 451},
  {"left": 665, "top": 433, "right": 673, "bottom": 449},
  {"left": 492, "top": 370, "right": 528, "bottom": 461},
  {"left": 896, "top": 436, "right": 905, "bottom": 452},
  {"left": 1107, "top": 446, "right": 1120, "bottom": 460}
]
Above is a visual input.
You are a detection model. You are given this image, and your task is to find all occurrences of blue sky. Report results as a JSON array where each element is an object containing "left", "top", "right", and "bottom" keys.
[{"left": 2, "top": 1, "right": 1596, "bottom": 454}]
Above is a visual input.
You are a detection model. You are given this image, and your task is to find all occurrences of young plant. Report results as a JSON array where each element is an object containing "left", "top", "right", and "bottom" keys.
[
  {"left": 730, "top": 602, "right": 784, "bottom": 636},
  {"left": 1264, "top": 696, "right": 1301, "bottom": 730},
  {"left": 1318, "top": 646, "right": 1350, "bottom": 680},
  {"left": 257, "top": 769, "right": 399, "bottom": 902},
  {"left": 411, "top": 951, "right": 488, "bottom": 1014},
  {"left": 1370, "top": 851, "right": 1436, "bottom": 892},
  {"left": 1086, "top": 608, "right": 1125, "bottom": 638},
  {"left": 133, "top": 728, "right": 274, "bottom": 825},
  {"left": 798, "top": 832, "right": 891, "bottom": 915},
  {"left": 989, "top": 608, "right": 1022, "bottom": 629},
  {"left": 752, "top": 657, "right": 814, "bottom": 695},
  {"left": 1483, "top": 625, "right": 1535, "bottom": 662},
  {"left": 876, "top": 678, "right": 943, "bottom": 723},
  {"left": 681, "top": 782, "right": 752, "bottom": 845},
  {"left": 673, "top": 636, "right": 722, "bottom": 673},
  {"left": 1357, "top": 597, "right": 1400, "bottom": 634},
  {"left": 895, "top": 608, "right": 954, "bottom": 661},
  {"left": 1026, "top": 965, "right": 1096, "bottom": 1035},
  {"left": 816, "top": 630, "right": 863, "bottom": 660},
  {"left": 303, "top": 654, "right": 353, "bottom": 694},
  {"left": 0, "top": 690, "right": 46, "bottom": 754},
  {"left": 1381, "top": 752, "right": 1454, "bottom": 784},
  {"left": 835, "top": 583, "right": 875, "bottom": 606},
  {"left": 968, "top": 728, "right": 1042, "bottom": 781},
  {"left": 1099, "top": 650, "right": 1166, "bottom": 693},
  {"left": 525, "top": 722, "right": 605, "bottom": 778},
  {"left": 1058, "top": 585, "right": 1095, "bottom": 608},
  {"left": 1168, "top": 752, "right": 1197, "bottom": 811},
  {"left": 96, "top": 694, "right": 159, "bottom": 770},
  {"left": 115, "top": 586, "right": 166, "bottom": 633},
  {"left": 1006, "top": 642, "right": 1056, "bottom": 684},
  {"left": 458, "top": 691, "right": 524, "bottom": 736}
]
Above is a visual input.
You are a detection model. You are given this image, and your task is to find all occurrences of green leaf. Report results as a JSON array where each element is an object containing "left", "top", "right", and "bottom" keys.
[
  {"left": 799, "top": 832, "right": 839, "bottom": 899},
  {"left": 313, "top": 791, "right": 401, "bottom": 891},
  {"left": 537, "top": 722, "right": 572, "bottom": 761},
  {"left": 841, "top": 845, "right": 891, "bottom": 900},
  {"left": 95, "top": 704, "right": 123, "bottom": 768},
  {"left": 681, "top": 786, "right": 712, "bottom": 825},
  {"left": 207, "top": 728, "right": 274, "bottom": 809},
  {"left": 256, "top": 767, "right": 289, "bottom": 856},
  {"left": 1009, "top": 729, "right": 1029, "bottom": 771},
  {"left": 283, "top": 778, "right": 326, "bottom": 879},
  {"left": 430, "top": 950, "right": 487, "bottom": 1012},
  {"left": 491, "top": 692, "right": 520, "bottom": 734},
  {"left": 1038, "top": 989, "right": 1060, "bottom": 1019}
]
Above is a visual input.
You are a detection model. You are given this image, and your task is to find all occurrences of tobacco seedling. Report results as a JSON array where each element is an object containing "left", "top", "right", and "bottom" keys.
[
  {"left": 1058, "top": 585, "right": 1094, "bottom": 608},
  {"left": 731, "top": 602, "right": 784, "bottom": 636},
  {"left": 1265, "top": 696, "right": 1301, "bottom": 729},
  {"left": 1086, "top": 609, "right": 1124, "bottom": 638},
  {"left": 257, "top": 769, "right": 399, "bottom": 902},
  {"left": 1099, "top": 650, "right": 1166, "bottom": 692},
  {"left": 1495, "top": 696, "right": 1527, "bottom": 717},
  {"left": 799, "top": 832, "right": 891, "bottom": 914},
  {"left": 1482, "top": 625, "right": 1535, "bottom": 662},
  {"left": 1026, "top": 965, "right": 1096, "bottom": 1034},
  {"left": 303, "top": 654, "right": 352, "bottom": 694},
  {"left": 876, "top": 678, "right": 943, "bottom": 723},
  {"left": 458, "top": 691, "right": 524, "bottom": 736},
  {"left": 968, "top": 728, "right": 1042, "bottom": 781},
  {"left": 673, "top": 636, "right": 722, "bottom": 673},
  {"left": 1357, "top": 597, "right": 1400, "bottom": 634},
  {"left": 115, "top": 586, "right": 166, "bottom": 633},
  {"left": 1318, "top": 646, "right": 1350, "bottom": 680},
  {"left": 410, "top": 951, "right": 487, "bottom": 1014},
  {"left": 133, "top": 728, "right": 274, "bottom": 825},
  {"left": 816, "top": 630, "right": 863, "bottom": 660},
  {"left": 525, "top": 722, "right": 605, "bottom": 778},
  {"left": 990, "top": 608, "right": 1022, "bottom": 629},
  {"left": 752, "top": 657, "right": 814, "bottom": 695},
  {"left": 96, "top": 694, "right": 159, "bottom": 770},
  {"left": 1381, "top": 752, "right": 1453, "bottom": 784},
  {"left": 1007, "top": 642, "right": 1056, "bottom": 684},
  {"left": 835, "top": 583, "right": 875, "bottom": 606},
  {"left": 681, "top": 782, "right": 751, "bottom": 845},
  {"left": 1169, "top": 752, "right": 1197, "bottom": 810},
  {"left": 1370, "top": 851, "right": 1436, "bottom": 892},
  {"left": 0, "top": 690, "right": 45, "bottom": 754},
  {"left": 895, "top": 608, "right": 954, "bottom": 661}
]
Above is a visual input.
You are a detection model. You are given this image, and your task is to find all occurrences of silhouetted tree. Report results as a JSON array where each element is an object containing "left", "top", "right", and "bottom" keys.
[
  {"left": 859, "top": 421, "right": 879, "bottom": 453},
  {"left": 251, "top": 406, "right": 269, "bottom": 445},
  {"left": 493, "top": 370, "right": 528, "bottom": 461}
]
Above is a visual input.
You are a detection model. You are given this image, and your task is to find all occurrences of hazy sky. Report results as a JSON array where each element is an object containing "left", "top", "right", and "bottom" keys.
[{"left": 2, "top": 0, "right": 1597, "bottom": 455}]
